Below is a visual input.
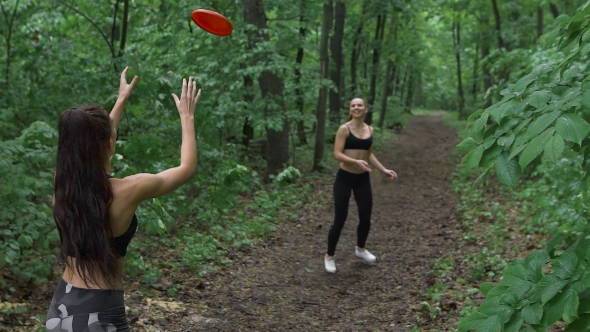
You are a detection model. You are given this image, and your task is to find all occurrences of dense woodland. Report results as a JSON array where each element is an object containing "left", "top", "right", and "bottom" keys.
[{"left": 2, "top": 0, "right": 590, "bottom": 330}]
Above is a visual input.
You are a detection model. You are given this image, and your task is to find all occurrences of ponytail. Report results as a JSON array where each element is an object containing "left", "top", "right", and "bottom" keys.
[{"left": 53, "top": 105, "right": 118, "bottom": 287}]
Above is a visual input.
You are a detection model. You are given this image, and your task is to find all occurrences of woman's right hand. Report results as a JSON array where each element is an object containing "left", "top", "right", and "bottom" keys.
[
  {"left": 355, "top": 159, "right": 372, "bottom": 172},
  {"left": 172, "top": 77, "right": 201, "bottom": 118}
]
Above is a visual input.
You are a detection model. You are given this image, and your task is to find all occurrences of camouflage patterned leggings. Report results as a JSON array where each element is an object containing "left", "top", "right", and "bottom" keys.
[{"left": 45, "top": 278, "right": 130, "bottom": 332}]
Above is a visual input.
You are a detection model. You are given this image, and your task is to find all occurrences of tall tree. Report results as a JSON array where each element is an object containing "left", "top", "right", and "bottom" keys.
[
  {"left": 312, "top": 1, "right": 332, "bottom": 171},
  {"left": 294, "top": 0, "right": 308, "bottom": 145},
  {"left": 377, "top": 14, "right": 397, "bottom": 129},
  {"left": 349, "top": 0, "right": 366, "bottom": 97},
  {"left": 452, "top": 13, "right": 465, "bottom": 118},
  {"left": 243, "top": 0, "right": 290, "bottom": 181},
  {"left": 366, "top": 13, "right": 386, "bottom": 125},
  {"left": 329, "top": 1, "right": 346, "bottom": 124}
]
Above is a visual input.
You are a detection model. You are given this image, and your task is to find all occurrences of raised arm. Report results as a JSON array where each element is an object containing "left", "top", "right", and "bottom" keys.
[
  {"left": 110, "top": 67, "right": 139, "bottom": 131},
  {"left": 129, "top": 77, "right": 201, "bottom": 203}
]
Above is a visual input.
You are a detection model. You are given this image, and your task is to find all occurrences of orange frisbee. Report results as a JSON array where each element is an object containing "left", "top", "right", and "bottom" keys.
[{"left": 191, "top": 9, "right": 233, "bottom": 36}]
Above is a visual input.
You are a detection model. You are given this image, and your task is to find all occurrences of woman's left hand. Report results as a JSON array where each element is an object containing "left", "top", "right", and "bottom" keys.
[
  {"left": 382, "top": 169, "right": 398, "bottom": 179},
  {"left": 118, "top": 66, "right": 139, "bottom": 101}
]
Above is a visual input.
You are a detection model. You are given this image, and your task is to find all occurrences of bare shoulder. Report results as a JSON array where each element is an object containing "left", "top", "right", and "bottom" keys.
[{"left": 109, "top": 173, "right": 155, "bottom": 203}]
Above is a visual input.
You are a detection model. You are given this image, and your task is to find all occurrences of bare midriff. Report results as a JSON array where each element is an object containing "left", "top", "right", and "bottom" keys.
[
  {"left": 62, "top": 257, "right": 125, "bottom": 290},
  {"left": 339, "top": 149, "right": 370, "bottom": 174}
]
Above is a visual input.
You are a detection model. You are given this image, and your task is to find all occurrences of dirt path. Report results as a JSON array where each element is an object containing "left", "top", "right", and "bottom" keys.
[{"left": 155, "top": 113, "right": 463, "bottom": 331}]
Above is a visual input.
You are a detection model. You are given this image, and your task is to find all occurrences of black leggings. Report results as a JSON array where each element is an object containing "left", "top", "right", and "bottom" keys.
[{"left": 327, "top": 168, "right": 372, "bottom": 256}]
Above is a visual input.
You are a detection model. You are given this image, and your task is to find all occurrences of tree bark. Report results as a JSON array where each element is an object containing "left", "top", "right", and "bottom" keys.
[
  {"left": 452, "top": 18, "right": 465, "bottom": 118},
  {"left": 349, "top": 1, "right": 366, "bottom": 97},
  {"left": 549, "top": 2, "right": 559, "bottom": 18},
  {"left": 482, "top": 44, "right": 492, "bottom": 108},
  {"left": 295, "top": 0, "right": 307, "bottom": 145},
  {"left": 366, "top": 14, "right": 386, "bottom": 125},
  {"left": 242, "top": 75, "right": 255, "bottom": 146},
  {"left": 312, "top": 2, "right": 332, "bottom": 172},
  {"left": 399, "top": 65, "right": 408, "bottom": 106},
  {"left": 0, "top": 0, "right": 21, "bottom": 88},
  {"left": 472, "top": 41, "right": 479, "bottom": 103},
  {"left": 377, "top": 58, "right": 393, "bottom": 129},
  {"left": 243, "top": 0, "right": 290, "bottom": 181},
  {"left": 117, "top": 0, "right": 129, "bottom": 57},
  {"left": 403, "top": 68, "right": 415, "bottom": 114},
  {"left": 329, "top": 1, "right": 346, "bottom": 124},
  {"left": 536, "top": 6, "right": 543, "bottom": 39},
  {"left": 491, "top": 0, "right": 504, "bottom": 50}
]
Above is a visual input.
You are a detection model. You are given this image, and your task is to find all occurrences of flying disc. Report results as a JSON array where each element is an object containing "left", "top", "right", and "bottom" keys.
[{"left": 191, "top": 9, "right": 233, "bottom": 36}]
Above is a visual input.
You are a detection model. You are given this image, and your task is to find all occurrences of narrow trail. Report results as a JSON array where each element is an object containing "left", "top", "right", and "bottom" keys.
[{"left": 163, "top": 113, "right": 463, "bottom": 331}]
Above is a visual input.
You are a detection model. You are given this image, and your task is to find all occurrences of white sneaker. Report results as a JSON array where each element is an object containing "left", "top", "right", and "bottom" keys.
[
  {"left": 355, "top": 247, "right": 376, "bottom": 263},
  {"left": 324, "top": 256, "right": 337, "bottom": 273}
]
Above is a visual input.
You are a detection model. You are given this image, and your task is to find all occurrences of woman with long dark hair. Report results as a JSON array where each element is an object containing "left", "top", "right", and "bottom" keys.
[
  {"left": 324, "top": 97, "right": 398, "bottom": 273},
  {"left": 46, "top": 68, "right": 201, "bottom": 331}
]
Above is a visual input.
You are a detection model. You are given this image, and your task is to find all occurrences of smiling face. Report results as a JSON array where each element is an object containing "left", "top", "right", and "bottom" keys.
[{"left": 349, "top": 98, "right": 367, "bottom": 120}]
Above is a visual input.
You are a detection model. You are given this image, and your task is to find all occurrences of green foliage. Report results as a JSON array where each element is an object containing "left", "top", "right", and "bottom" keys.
[
  {"left": 0, "top": 121, "right": 58, "bottom": 290},
  {"left": 458, "top": 3, "right": 590, "bottom": 330}
]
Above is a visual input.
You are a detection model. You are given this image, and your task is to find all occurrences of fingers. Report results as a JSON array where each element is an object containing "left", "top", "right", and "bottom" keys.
[
  {"left": 172, "top": 93, "right": 180, "bottom": 105},
  {"left": 195, "top": 89, "right": 202, "bottom": 104},
  {"left": 121, "top": 66, "right": 129, "bottom": 79},
  {"left": 130, "top": 75, "right": 139, "bottom": 88}
]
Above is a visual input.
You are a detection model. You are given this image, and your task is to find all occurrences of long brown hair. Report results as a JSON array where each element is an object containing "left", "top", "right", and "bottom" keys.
[
  {"left": 347, "top": 97, "right": 367, "bottom": 121},
  {"left": 53, "top": 105, "right": 118, "bottom": 287}
]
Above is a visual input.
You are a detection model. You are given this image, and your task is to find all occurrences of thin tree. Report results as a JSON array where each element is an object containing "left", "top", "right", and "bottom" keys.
[
  {"left": 452, "top": 11, "right": 465, "bottom": 118},
  {"left": 312, "top": 1, "right": 333, "bottom": 171},
  {"left": 329, "top": 1, "right": 346, "bottom": 124},
  {"left": 243, "top": 0, "right": 290, "bottom": 181},
  {"left": 295, "top": 0, "right": 308, "bottom": 145},
  {"left": 366, "top": 13, "right": 386, "bottom": 125}
]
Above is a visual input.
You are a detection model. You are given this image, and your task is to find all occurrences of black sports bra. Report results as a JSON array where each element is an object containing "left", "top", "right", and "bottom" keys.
[
  {"left": 343, "top": 125, "right": 373, "bottom": 150},
  {"left": 63, "top": 175, "right": 138, "bottom": 258},
  {"left": 63, "top": 212, "right": 138, "bottom": 258}
]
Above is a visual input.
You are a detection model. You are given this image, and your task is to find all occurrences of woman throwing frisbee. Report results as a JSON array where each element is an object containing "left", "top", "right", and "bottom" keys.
[
  {"left": 46, "top": 68, "right": 201, "bottom": 331},
  {"left": 324, "top": 98, "right": 397, "bottom": 273}
]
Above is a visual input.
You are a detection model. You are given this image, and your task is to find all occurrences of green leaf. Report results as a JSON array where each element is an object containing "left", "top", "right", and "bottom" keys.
[
  {"left": 533, "top": 274, "right": 568, "bottom": 305},
  {"left": 542, "top": 287, "right": 578, "bottom": 325},
  {"left": 519, "top": 128, "right": 556, "bottom": 169},
  {"left": 480, "top": 145, "right": 503, "bottom": 168},
  {"left": 509, "top": 144, "right": 526, "bottom": 160},
  {"left": 463, "top": 146, "right": 485, "bottom": 171},
  {"left": 489, "top": 103, "right": 511, "bottom": 122},
  {"left": 527, "top": 90, "right": 552, "bottom": 108},
  {"left": 513, "top": 74, "right": 537, "bottom": 94},
  {"left": 525, "top": 251, "right": 550, "bottom": 282},
  {"left": 475, "top": 315, "right": 502, "bottom": 332},
  {"left": 470, "top": 113, "right": 490, "bottom": 139},
  {"left": 497, "top": 133, "right": 515, "bottom": 149},
  {"left": 459, "top": 312, "right": 489, "bottom": 332},
  {"left": 564, "top": 313, "right": 590, "bottom": 332},
  {"left": 457, "top": 137, "right": 479, "bottom": 153},
  {"left": 526, "top": 111, "right": 562, "bottom": 139},
  {"left": 523, "top": 303, "right": 543, "bottom": 324},
  {"left": 496, "top": 152, "right": 522, "bottom": 187},
  {"left": 480, "top": 282, "right": 494, "bottom": 296},
  {"left": 17, "top": 235, "right": 33, "bottom": 248},
  {"left": 503, "top": 311, "right": 523, "bottom": 332},
  {"left": 543, "top": 134, "right": 565, "bottom": 162},
  {"left": 555, "top": 113, "right": 590, "bottom": 145},
  {"left": 554, "top": 252, "right": 579, "bottom": 280}
]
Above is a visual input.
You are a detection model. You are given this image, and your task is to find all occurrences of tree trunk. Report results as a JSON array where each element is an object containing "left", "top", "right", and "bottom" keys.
[
  {"left": 377, "top": 59, "right": 393, "bottom": 129},
  {"left": 329, "top": 1, "right": 346, "bottom": 124},
  {"left": 0, "top": 0, "right": 20, "bottom": 89},
  {"left": 482, "top": 44, "right": 492, "bottom": 108},
  {"left": 295, "top": 0, "right": 307, "bottom": 145},
  {"left": 399, "top": 65, "right": 408, "bottom": 106},
  {"left": 537, "top": 6, "right": 543, "bottom": 39},
  {"left": 491, "top": 0, "right": 507, "bottom": 82},
  {"left": 472, "top": 41, "right": 479, "bottom": 103},
  {"left": 366, "top": 14, "right": 386, "bottom": 125},
  {"left": 243, "top": 0, "right": 290, "bottom": 181},
  {"left": 242, "top": 75, "right": 255, "bottom": 146},
  {"left": 312, "top": 1, "right": 332, "bottom": 171},
  {"left": 349, "top": 1, "right": 366, "bottom": 97},
  {"left": 549, "top": 2, "right": 559, "bottom": 18},
  {"left": 403, "top": 69, "right": 415, "bottom": 114},
  {"left": 452, "top": 18, "right": 465, "bottom": 118},
  {"left": 118, "top": 0, "right": 129, "bottom": 57}
]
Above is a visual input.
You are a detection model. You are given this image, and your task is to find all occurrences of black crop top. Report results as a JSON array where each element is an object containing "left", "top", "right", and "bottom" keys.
[
  {"left": 343, "top": 125, "right": 373, "bottom": 150},
  {"left": 63, "top": 214, "right": 138, "bottom": 258}
]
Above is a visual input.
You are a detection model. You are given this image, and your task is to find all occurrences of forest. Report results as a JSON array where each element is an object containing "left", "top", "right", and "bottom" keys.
[{"left": 1, "top": 0, "right": 590, "bottom": 330}]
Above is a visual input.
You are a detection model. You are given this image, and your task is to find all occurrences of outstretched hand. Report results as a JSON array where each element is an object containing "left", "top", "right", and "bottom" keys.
[
  {"left": 118, "top": 67, "right": 139, "bottom": 101},
  {"left": 172, "top": 77, "right": 201, "bottom": 117},
  {"left": 383, "top": 169, "right": 398, "bottom": 180}
]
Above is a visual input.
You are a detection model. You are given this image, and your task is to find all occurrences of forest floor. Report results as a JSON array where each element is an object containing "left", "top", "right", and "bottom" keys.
[
  {"left": 134, "top": 112, "right": 464, "bottom": 332},
  {"left": 6, "top": 112, "right": 471, "bottom": 331}
]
